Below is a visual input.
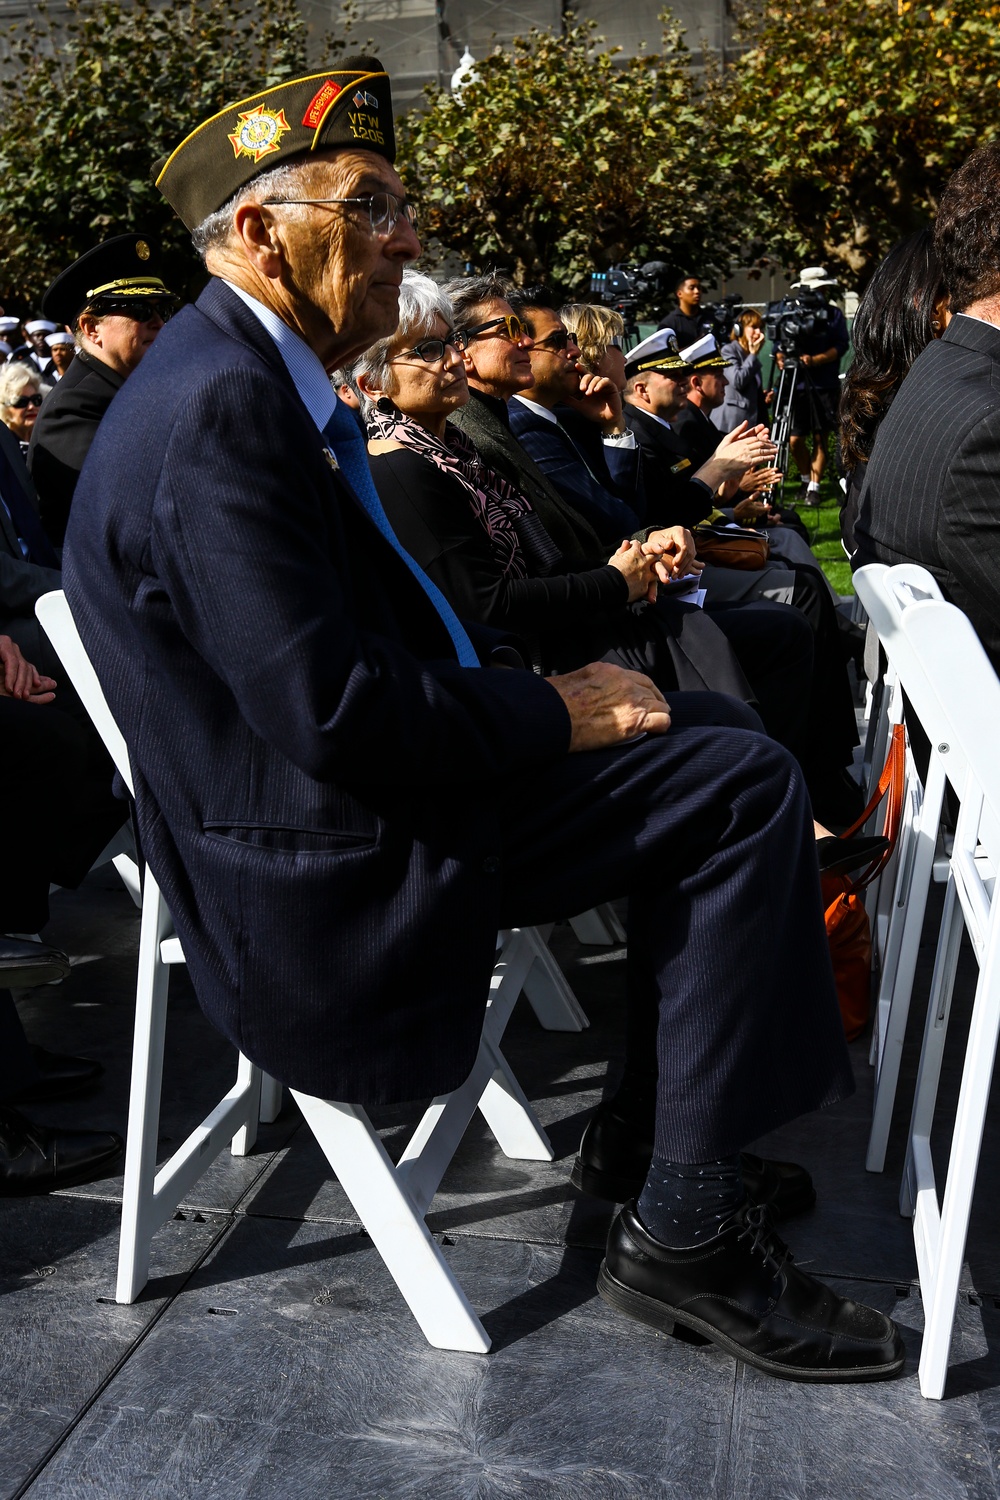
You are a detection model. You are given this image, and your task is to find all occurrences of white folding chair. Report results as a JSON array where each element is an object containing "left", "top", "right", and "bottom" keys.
[
  {"left": 881, "top": 596, "right": 1000, "bottom": 1398},
  {"left": 853, "top": 564, "right": 950, "bottom": 1171},
  {"left": 35, "top": 590, "right": 581, "bottom": 1352}
]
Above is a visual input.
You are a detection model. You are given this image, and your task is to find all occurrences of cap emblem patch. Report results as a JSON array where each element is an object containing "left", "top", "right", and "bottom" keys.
[
  {"left": 302, "top": 79, "right": 342, "bottom": 128},
  {"left": 353, "top": 89, "right": 379, "bottom": 108},
  {"left": 136, "top": 240, "right": 151, "bottom": 260},
  {"left": 228, "top": 105, "right": 291, "bottom": 164}
]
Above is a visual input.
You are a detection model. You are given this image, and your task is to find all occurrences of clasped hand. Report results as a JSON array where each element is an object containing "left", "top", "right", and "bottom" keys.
[{"left": 0, "top": 635, "right": 56, "bottom": 704}]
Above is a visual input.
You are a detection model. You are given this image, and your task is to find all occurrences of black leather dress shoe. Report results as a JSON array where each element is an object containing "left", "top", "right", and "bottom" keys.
[
  {"left": 599, "top": 1201, "right": 905, "bottom": 1383},
  {"left": 11, "top": 1046, "right": 105, "bottom": 1105},
  {"left": 0, "top": 1107, "right": 123, "bottom": 1195},
  {"left": 0, "top": 937, "right": 71, "bottom": 989},
  {"left": 571, "top": 1103, "right": 816, "bottom": 1220}
]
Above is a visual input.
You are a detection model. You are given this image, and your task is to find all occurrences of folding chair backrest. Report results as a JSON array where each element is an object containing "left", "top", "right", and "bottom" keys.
[{"left": 35, "top": 589, "right": 134, "bottom": 795}]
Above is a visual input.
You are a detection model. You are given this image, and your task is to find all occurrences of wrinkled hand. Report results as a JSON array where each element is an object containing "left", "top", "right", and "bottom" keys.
[
  {"left": 547, "top": 661, "right": 671, "bottom": 752},
  {"left": 0, "top": 635, "right": 56, "bottom": 704},
  {"left": 641, "top": 526, "right": 704, "bottom": 584},
  {"left": 607, "top": 539, "right": 659, "bottom": 603},
  {"left": 571, "top": 370, "right": 626, "bottom": 433}
]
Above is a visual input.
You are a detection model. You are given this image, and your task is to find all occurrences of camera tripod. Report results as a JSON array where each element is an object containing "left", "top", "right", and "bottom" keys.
[{"left": 765, "top": 353, "right": 826, "bottom": 507}]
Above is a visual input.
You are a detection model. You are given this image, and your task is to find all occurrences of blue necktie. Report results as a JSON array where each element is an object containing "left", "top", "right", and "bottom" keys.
[
  {"left": 0, "top": 440, "right": 59, "bottom": 569},
  {"left": 322, "top": 399, "right": 479, "bottom": 668}
]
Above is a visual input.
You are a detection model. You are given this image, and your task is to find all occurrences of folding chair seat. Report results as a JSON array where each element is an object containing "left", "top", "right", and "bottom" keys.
[
  {"left": 852, "top": 564, "right": 949, "bottom": 1171},
  {"left": 35, "top": 589, "right": 589, "bottom": 1352}
]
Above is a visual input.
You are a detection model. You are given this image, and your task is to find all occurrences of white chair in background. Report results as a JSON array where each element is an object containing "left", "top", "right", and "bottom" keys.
[
  {"left": 35, "top": 589, "right": 588, "bottom": 1352},
  {"left": 852, "top": 564, "right": 950, "bottom": 1171},
  {"left": 884, "top": 596, "right": 1000, "bottom": 1398}
]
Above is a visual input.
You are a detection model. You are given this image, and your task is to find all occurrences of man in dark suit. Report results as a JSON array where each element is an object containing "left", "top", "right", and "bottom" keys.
[
  {"left": 855, "top": 143, "right": 1000, "bottom": 674},
  {"left": 28, "top": 237, "right": 178, "bottom": 547},
  {"left": 64, "top": 64, "right": 901, "bottom": 1381}
]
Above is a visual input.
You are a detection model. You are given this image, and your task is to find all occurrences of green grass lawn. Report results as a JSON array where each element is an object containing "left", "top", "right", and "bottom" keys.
[{"left": 777, "top": 472, "right": 853, "bottom": 596}]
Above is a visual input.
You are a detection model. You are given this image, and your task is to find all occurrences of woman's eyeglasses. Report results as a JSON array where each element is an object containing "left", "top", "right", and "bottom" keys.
[
  {"left": 7, "top": 393, "right": 42, "bottom": 410},
  {"left": 462, "top": 314, "right": 525, "bottom": 344},
  {"left": 393, "top": 331, "right": 466, "bottom": 364}
]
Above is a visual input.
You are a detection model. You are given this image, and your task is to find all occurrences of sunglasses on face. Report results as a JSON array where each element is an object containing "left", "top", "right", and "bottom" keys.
[
  {"left": 533, "top": 328, "right": 573, "bottom": 353},
  {"left": 462, "top": 314, "right": 525, "bottom": 344},
  {"left": 8, "top": 393, "right": 42, "bottom": 409},
  {"left": 393, "top": 330, "right": 466, "bottom": 364}
]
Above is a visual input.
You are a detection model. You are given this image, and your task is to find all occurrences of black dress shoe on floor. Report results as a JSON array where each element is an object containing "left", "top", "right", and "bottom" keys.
[
  {"left": 598, "top": 1201, "right": 905, "bottom": 1383},
  {"left": 11, "top": 1046, "right": 105, "bottom": 1105},
  {"left": 0, "top": 937, "right": 71, "bottom": 989},
  {"left": 571, "top": 1103, "right": 815, "bottom": 1220},
  {"left": 0, "top": 1107, "right": 123, "bottom": 1195}
]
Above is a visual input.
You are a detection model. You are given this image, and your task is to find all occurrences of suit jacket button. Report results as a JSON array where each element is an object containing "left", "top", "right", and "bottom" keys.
[{"left": 482, "top": 855, "right": 501, "bottom": 875}]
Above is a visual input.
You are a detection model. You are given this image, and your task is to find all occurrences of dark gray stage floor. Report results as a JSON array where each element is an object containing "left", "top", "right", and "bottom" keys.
[{"left": 3, "top": 860, "right": 1000, "bottom": 1500}]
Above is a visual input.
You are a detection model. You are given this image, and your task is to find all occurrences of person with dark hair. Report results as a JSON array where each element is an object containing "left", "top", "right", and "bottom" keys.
[
  {"left": 854, "top": 142, "right": 1000, "bottom": 672},
  {"left": 658, "top": 274, "right": 708, "bottom": 349},
  {"left": 714, "top": 308, "right": 770, "bottom": 433},
  {"left": 839, "top": 229, "right": 949, "bottom": 555}
]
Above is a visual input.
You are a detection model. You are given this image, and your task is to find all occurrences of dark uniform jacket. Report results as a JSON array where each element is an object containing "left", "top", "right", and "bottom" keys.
[
  {"left": 671, "top": 399, "right": 722, "bottom": 471},
  {"left": 64, "top": 281, "right": 570, "bottom": 1106},
  {"left": 0, "top": 424, "right": 61, "bottom": 666},
  {"left": 624, "top": 404, "right": 715, "bottom": 531},
  {"left": 854, "top": 314, "right": 1000, "bottom": 674},
  {"left": 29, "top": 348, "right": 124, "bottom": 546}
]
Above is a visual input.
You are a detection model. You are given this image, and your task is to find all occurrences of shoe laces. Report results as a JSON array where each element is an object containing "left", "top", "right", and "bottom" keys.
[{"left": 735, "top": 1202, "right": 790, "bottom": 1270}]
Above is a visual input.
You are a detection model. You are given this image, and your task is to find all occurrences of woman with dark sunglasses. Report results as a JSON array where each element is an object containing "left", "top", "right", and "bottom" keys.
[{"left": 0, "top": 364, "right": 49, "bottom": 456}]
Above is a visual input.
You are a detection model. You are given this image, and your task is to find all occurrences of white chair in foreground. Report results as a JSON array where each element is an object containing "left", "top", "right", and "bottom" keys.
[
  {"left": 885, "top": 596, "right": 1000, "bottom": 1398},
  {"left": 36, "top": 589, "right": 583, "bottom": 1352},
  {"left": 853, "top": 564, "right": 949, "bottom": 1171}
]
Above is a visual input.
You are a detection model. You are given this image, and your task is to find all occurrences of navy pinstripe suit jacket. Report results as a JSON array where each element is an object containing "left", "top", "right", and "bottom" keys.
[
  {"left": 855, "top": 314, "right": 1000, "bottom": 673},
  {"left": 63, "top": 281, "right": 570, "bottom": 1105}
]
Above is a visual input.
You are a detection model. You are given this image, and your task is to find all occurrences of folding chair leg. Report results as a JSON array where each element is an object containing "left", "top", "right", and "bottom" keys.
[
  {"left": 477, "top": 1036, "right": 553, "bottom": 1161},
  {"left": 568, "top": 904, "right": 626, "bottom": 946},
  {"left": 230, "top": 1055, "right": 263, "bottom": 1157},
  {"left": 259, "top": 1072, "right": 283, "bottom": 1124},
  {"left": 291, "top": 1091, "right": 491, "bottom": 1354},
  {"left": 918, "top": 949, "right": 1000, "bottom": 1398},
  {"left": 866, "top": 762, "right": 944, "bottom": 1172},
  {"left": 116, "top": 875, "right": 173, "bottom": 1304},
  {"left": 900, "top": 878, "right": 965, "bottom": 1217},
  {"left": 517, "top": 927, "right": 590, "bottom": 1032}
]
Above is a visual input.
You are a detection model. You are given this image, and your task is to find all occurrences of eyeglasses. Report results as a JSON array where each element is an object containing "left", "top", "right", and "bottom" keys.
[
  {"left": 533, "top": 328, "right": 573, "bottom": 353},
  {"left": 462, "top": 314, "right": 525, "bottom": 344},
  {"left": 392, "top": 331, "right": 466, "bottom": 365},
  {"left": 7, "top": 393, "right": 42, "bottom": 409},
  {"left": 260, "top": 190, "right": 418, "bottom": 238}
]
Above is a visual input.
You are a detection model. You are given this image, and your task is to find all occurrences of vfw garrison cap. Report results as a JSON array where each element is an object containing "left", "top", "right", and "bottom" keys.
[
  {"left": 680, "top": 334, "right": 732, "bottom": 371},
  {"left": 154, "top": 58, "right": 396, "bottom": 233},
  {"left": 624, "top": 327, "right": 695, "bottom": 378},
  {"left": 42, "top": 235, "right": 177, "bottom": 326}
]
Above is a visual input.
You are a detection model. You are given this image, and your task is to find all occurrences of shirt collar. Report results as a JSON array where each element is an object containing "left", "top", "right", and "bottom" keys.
[
  {"left": 511, "top": 393, "right": 558, "bottom": 425},
  {"left": 223, "top": 280, "right": 335, "bottom": 432}
]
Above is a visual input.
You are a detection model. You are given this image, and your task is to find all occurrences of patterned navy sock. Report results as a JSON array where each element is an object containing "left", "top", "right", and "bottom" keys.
[{"left": 636, "top": 1153, "right": 746, "bottom": 1248}]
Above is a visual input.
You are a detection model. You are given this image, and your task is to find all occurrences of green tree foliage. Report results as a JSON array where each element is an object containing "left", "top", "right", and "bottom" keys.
[
  {"left": 0, "top": 0, "right": 317, "bottom": 304},
  {"left": 395, "top": 15, "right": 736, "bottom": 298},
  {"left": 717, "top": 0, "right": 1000, "bottom": 286}
]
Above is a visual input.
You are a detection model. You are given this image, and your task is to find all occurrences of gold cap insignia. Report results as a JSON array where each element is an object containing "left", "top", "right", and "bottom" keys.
[
  {"left": 228, "top": 105, "right": 290, "bottom": 164},
  {"left": 136, "top": 240, "right": 151, "bottom": 261}
]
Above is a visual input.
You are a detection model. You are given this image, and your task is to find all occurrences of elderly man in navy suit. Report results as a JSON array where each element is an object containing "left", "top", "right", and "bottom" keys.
[{"left": 63, "top": 60, "right": 902, "bottom": 1382}]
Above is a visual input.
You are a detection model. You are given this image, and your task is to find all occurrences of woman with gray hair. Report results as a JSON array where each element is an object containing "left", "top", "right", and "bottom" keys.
[
  {"left": 0, "top": 363, "right": 49, "bottom": 456},
  {"left": 352, "top": 270, "right": 760, "bottom": 707}
]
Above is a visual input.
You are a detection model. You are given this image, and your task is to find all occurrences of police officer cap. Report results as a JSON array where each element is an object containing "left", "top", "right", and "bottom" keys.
[
  {"left": 680, "top": 334, "right": 732, "bottom": 370},
  {"left": 42, "top": 235, "right": 178, "bottom": 327},
  {"left": 624, "top": 327, "right": 695, "bottom": 378},
  {"left": 154, "top": 58, "right": 396, "bottom": 233}
]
